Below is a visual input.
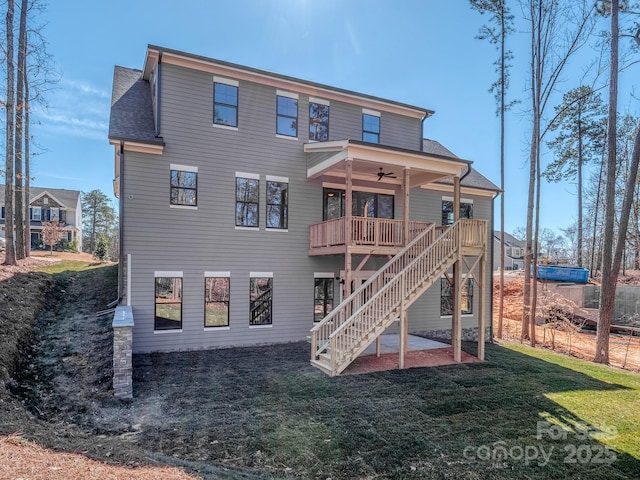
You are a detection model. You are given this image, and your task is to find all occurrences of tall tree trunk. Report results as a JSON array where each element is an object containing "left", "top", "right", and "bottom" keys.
[
  {"left": 14, "top": 0, "right": 27, "bottom": 260},
  {"left": 21, "top": 0, "right": 29, "bottom": 257},
  {"left": 591, "top": 148, "right": 605, "bottom": 277},
  {"left": 595, "top": 0, "right": 619, "bottom": 364},
  {"left": 498, "top": 1, "right": 507, "bottom": 339},
  {"left": 24, "top": 67, "right": 30, "bottom": 257},
  {"left": 4, "top": 0, "right": 17, "bottom": 266},
  {"left": 577, "top": 116, "right": 583, "bottom": 267}
]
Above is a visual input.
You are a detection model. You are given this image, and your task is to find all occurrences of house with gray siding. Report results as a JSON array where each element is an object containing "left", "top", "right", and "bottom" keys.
[
  {"left": 0, "top": 185, "right": 82, "bottom": 251},
  {"left": 109, "top": 45, "right": 499, "bottom": 375},
  {"left": 493, "top": 230, "right": 526, "bottom": 270}
]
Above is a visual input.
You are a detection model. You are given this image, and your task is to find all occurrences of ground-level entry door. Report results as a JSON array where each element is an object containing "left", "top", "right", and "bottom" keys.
[{"left": 339, "top": 270, "right": 377, "bottom": 302}]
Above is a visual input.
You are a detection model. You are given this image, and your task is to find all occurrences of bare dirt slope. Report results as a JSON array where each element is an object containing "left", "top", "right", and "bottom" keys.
[
  {"left": 494, "top": 277, "right": 640, "bottom": 371},
  {"left": 0, "top": 258, "right": 201, "bottom": 479}
]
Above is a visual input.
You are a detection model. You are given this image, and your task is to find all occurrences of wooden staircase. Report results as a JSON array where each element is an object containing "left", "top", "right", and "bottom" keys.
[{"left": 310, "top": 220, "right": 468, "bottom": 376}]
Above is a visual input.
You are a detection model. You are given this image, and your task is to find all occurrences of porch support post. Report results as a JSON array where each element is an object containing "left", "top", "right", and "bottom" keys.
[
  {"left": 399, "top": 275, "right": 407, "bottom": 369},
  {"left": 453, "top": 176, "right": 461, "bottom": 223},
  {"left": 403, "top": 167, "right": 410, "bottom": 245},
  {"left": 345, "top": 159, "right": 354, "bottom": 298},
  {"left": 452, "top": 253, "right": 462, "bottom": 362},
  {"left": 376, "top": 336, "right": 381, "bottom": 357},
  {"left": 477, "top": 250, "right": 486, "bottom": 361}
]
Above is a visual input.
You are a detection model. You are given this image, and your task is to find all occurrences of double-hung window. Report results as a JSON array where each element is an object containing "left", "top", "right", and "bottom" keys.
[
  {"left": 236, "top": 173, "right": 259, "bottom": 228},
  {"left": 213, "top": 77, "right": 238, "bottom": 127},
  {"left": 441, "top": 197, "right": 473, "bottom": 225},
  {"left": 204, "top": 272, "right": 230, "bottom": 328},
  {"left": 440, "top": 277, "right": 474, "bottom": 316},
  {"left": 48, "top": 207, "right": 60, "bottom": 221},
  {"left": 155, "top": 272, "right": 183, "bottom": 331},
  {"left": 309, "top": 98, "right": 329, "bottom": 141},
  {"left": 31, "top": 206, "right": 42, "bottom": 221},
  {"left": 362, "top": 109, "right": 380, "bottom": 144},
  {"left": 170, "top": 164, "right": 198, "bottom": 207},
  {"left": 276, "top": 92, "right": 298, "bottom": 137},
  {"left": 266, "top": 176, "right": 288, "bottom": 230}
]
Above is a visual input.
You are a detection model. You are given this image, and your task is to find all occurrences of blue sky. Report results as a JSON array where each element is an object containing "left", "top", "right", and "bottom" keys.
[{"left": 27, "top": 0, "right": 640, "bottom": 236}]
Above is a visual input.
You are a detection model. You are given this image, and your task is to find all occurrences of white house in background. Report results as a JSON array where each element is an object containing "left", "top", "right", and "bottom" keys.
[{"left": 0, "top": 185, "right": 82, "bottom": 251}]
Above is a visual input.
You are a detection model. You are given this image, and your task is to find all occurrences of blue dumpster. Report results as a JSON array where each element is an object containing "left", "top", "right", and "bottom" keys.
[{"left": 535, "top": 265, "right": 589, "bottom": 283}]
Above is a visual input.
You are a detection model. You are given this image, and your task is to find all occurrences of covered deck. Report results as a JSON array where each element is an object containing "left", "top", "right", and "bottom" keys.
[{"left": 309, "top": 217, "right": 432, "bottom": 255}]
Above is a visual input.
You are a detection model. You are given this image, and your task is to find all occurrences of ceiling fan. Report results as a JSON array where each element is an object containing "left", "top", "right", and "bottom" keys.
[{"left": 376, "top": 167, "right": 397, "bottom": 181}]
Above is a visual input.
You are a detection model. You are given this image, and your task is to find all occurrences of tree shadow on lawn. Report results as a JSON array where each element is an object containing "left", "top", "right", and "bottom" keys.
[{"left": 129, "top": 341, "right": 640, "bottom": 480}]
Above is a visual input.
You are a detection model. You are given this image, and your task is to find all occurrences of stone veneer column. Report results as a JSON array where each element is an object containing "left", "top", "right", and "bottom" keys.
[{"left": 112, "top": 305, "right": 134, "bottom": 399}]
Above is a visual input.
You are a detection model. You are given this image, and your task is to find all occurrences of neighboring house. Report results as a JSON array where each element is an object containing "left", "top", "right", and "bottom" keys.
[
  {"left": 0, "top": 185, "right": 82, "bottom": 251},
  {"left": 493, "top": 231, "right": 526, "bottom": 270},
  {"left": 108, "top": 45, "right": 500, "bottom": 375}
]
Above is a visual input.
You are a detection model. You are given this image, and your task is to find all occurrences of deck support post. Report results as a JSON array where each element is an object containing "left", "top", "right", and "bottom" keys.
[
  {"left": 399, "top": 275, "right": 407, "bottom": 369},
  {"left": 452, "top": 255, "right": 462, "bottom": 362},
  {"left": 344, "top": 159, "right": 353, "bottom": 298},
  {"left": 403, "top": 167, "right": 410, "bottom": 245},
  {"left": 376, "top": 336, "right": 382, "bottom": 357},
  {"left": 477, "top": 248, "right": 486, "bottom": 361}
]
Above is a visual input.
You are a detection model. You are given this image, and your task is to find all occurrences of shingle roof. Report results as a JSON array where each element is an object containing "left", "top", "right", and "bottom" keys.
[
  {"left": 0, "top": 185, "right": 80, "bottom": 208},
  {"left": 493, "top": 230, "right": 525, "bottom": 248},
  {"left": 108, "top": 66, "right": 163, "bottom": 145},
  {"left": 423, "top": 139, "right": 500, "bottom": 192}
]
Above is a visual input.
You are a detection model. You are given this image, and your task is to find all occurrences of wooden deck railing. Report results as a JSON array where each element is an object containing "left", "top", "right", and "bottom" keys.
[
  {"left": 310, "top": 219, "right": 487, "bottom": 375},
  {"left": 309, "top": 217, "right": 431, "bottom": 250}
]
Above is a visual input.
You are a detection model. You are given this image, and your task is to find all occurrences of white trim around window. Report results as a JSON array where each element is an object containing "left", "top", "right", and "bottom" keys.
[
  {"left": 276, "top": 90, "right": 299, "bottom": 100},
  {"left": 171, "top": 163, "right": 198, "bottom": 173},
  {"left": 442, "top": 196, "right": 474, "bottom": 204},
  {"left": 250, "top": 272, "right": 273, "bottom": 278},
  {"left": 309, "top": 96, "right": 330, "bottom": 106},
  {"left": 154, "top": 271, "right": 183, "bottom": 278},
  {"left": 213, "top": 76, "right": 239, "bottom": 87},
  {"left": 362, "top": 108, "right": 381, "bottom": 117},
  {"left": 236, "top": 171, "right": 259, "bottom": 180},
  {"left": 314, "top": 272, "right": 335, "bottom": 278}
]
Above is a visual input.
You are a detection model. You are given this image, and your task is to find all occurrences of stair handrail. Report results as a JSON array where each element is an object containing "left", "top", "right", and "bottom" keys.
[
  {"left": 328, "top": 222, "right": 460, "bottom": 353},
  {"left": 310, "top": 223, "right": 437, "bottom": 352}
]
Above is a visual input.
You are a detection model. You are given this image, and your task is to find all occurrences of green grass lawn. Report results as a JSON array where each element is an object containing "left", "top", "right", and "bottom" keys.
[
  {"left": 130, "top": 340, "right": 640, "bottom": 479},
  {"left": 34, "top": 259, "right": 104, "bottom": 274},
  {"left": 503, "top": 342, "right": 640, "bottom": 466}
]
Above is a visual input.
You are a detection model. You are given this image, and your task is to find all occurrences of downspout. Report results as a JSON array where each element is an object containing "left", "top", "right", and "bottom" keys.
[
  {"left": 156, "top": 52, "right": 162, "bottom": 137},
  {"left": 118, "top": 141, "right": 125, "bottom": 303},
  {"left": 489, "top": 189, "right": 496, "bottom": 342}
]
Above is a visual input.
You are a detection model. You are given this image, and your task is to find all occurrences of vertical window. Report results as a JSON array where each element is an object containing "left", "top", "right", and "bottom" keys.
[
  {"left": 276, "top": 94, "right": 298, "bottom": 137},
  {"left": 170, "top": 165, "right": 198, "bottom": 207},
  {"left": 235, "top": 174, "right": 259, "bottom": 228},
  {"left": 314, "top": 276, "right": 334, "bottom": 322},
  {"left": 362, "top": 110, "right": 380, "bottom": 144},
  {"left": 48, "top": 207, "right": 60, "bottom": 221},
  {"left": 250, "top": 274, "right": 273, "bottom": 326},
  {"left": 440, "top": 277, "right": 473, "bottom": 316},
  {"left": 155, "top": 274, "right": 183, "bottom": 330},
  {"left": 30, "top": 206, "right": 42, "bottom": 221},
  {"left": 214, "top": 79, "right": 238, "bottom": 127},
  {"left": 266, "top": 177, "right": 288, "bottom": 229},
  {"left": 309, "top": 100, "right": 329, "bottom": 141},
  {"left": 323, "top": 188, "right": 345, "bottom": 220},
  {"left": 441, "top": 198, "right": 473, "bottom": 225},
  {"left": 204, "top": 273, "right": 230, "bottom": 328}
]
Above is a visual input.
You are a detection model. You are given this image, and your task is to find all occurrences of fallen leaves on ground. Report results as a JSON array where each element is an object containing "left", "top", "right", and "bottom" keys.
[{"left": 0, "top": 435, "right": 199, "bottom": 480}]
